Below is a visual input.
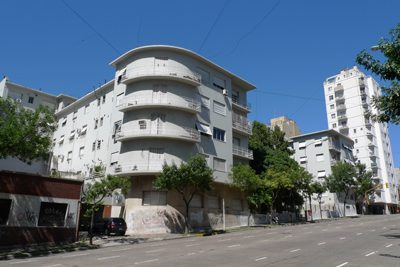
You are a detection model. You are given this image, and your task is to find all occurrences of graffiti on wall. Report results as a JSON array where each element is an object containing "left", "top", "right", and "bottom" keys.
[
  {"left": 12, "top": 208, "right": 37, "bottom": 225},
  {"left": 66, "top": 213, "right": 75, "bottom": 221}
]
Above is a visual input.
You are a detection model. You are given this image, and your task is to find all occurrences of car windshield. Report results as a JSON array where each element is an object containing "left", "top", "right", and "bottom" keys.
[{"left": 112, "top": 218, "right": 125, "bottom": 223}]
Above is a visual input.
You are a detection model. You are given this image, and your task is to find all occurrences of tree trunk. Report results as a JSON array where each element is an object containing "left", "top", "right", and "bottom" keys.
[
  {"left": 90, "top": 205, "right": 94, "bottom": 245},
  {"left": 343, "top": 200, "right": 346, "bottom": 217},
  {"left": 185, "top": 202, "right": 189, "bottom": 235},
  {"left": 309, "top": 195, "right": 313, "bottom": 222},
  {"left": 247, "top": 209, "right": 251, "bottom": 227},
  {"left": 319, "top": 200, "right": 322, "bottom": 220}
]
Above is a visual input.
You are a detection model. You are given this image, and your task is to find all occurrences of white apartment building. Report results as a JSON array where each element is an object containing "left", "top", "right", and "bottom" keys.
[
  {"left": 323, "top": 66, "right": 398, "bottom": 214},
  {"left": 49, "top": 45, "right": 256, "bottom": 233},
  {"left": 0, "top": 77, "right": 77, "bottom": 175},
  {"left": 290, "top": 130, "right": 357, "bottom": 218}
]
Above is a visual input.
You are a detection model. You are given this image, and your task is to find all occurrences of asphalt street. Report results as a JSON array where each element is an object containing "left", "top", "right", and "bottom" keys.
[{"left": 2, "top": 215, "right": 399, "bottom": 267}]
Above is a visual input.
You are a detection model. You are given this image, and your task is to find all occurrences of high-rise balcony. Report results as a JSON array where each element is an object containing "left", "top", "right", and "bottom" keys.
[
  {"left": 232, "top": 113, "right": 252, "bottom": 135},
  {"left": 232, "top": 144, "right": 253, "bottom": 160},
  {"left": 336, "top": 104, "right": 346, "bottom": 111},
  {"left": 364, "top": 118, "right": 372, "bottom": 126},
  {"left": 114, "top": 162, "right": 162, "bottom": 176},
  {"left": 335, "top": 95, "right": 345, "bottom": 102},
  {"left": 362, "top": 98, "right": 370, "bottom": 106},
  {"left": 366, "top": 130, "right": 374, "bottom": 137},
  {"left": 115, "top": 124, "right": 200, "bottom": 143},
  {"left": 232, "top": 96, "right": 252, "bottom": 113},
  {"left": 339, "top": 125, "right": 348, "bottom": 131},
  {"left": 359, "top": 78, "right": 365, "bottom": 86},
  {"left": 371, "top": 162, "right": 378, "bottom": 169},
  {"left": 122, "top": 66, "right": 201, "bottom": 87},
  {"left": 117, "top": 94, "right": 201, "bottom": 114},
  {"left": 334, "top": 84, "right": 344, "bottom": 92},
  {"left": 368, "top": 142, "right": 375, "bottom": 147},
  {"left": 369, "top": 152, "right": 377, "bottom": 158},
  {"left": 328, "top": 139, "right": 340, "bottom": 152},
  {"left": 337, "top": 115, "right": 347, "bottom": 121}
]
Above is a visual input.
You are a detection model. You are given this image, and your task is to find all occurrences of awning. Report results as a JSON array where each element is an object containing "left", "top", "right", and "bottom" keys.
[{"left": 195, "top": 122, "right": 212, "bottom": 135}]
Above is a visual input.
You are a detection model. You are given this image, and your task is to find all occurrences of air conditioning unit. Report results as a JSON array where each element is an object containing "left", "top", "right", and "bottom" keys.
[
  {"left": 222, "top": 89, "right": 228, "bottom": 96},
  {"left": 115, "top": 165, "right": 122, "bottom": 173},
  {"left": 15, "top": 98, "right": 22, "bottom": 103}
]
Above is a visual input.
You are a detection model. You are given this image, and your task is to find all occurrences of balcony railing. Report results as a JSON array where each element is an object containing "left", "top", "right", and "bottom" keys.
[
  {"left": 114, "top": 162, "right": 163, "bottom": 175},
  {"left": 232, "top": 96, "right": 252, "bottom": 112},
  {"left": 232, "top": 144, "right": 253, "bottom": 160},
  {"left": 334, "top": 85, "right": 344, "bottom": 92},
  {"left": 117, "top": 94, "right": 201, "bottom": 113},
  {"left": 335, "top": 96, "right": 345, "bottom": 101},
  {"left": 365, "top": 118, "right": 372, "bottom": 125},
  {"left": 336, "top": 104, "right": 346, "bottom": 110},
  {"left": 122, "top": 66, "right": 201, "bottom": 86},
  {"left": 232, "top": 113, "right": 252, "bottom": 135},
  {"left": 328, "top": 139, "right": 340, "bottom": 151},
  {"left": 116, "top": 124, "right": 200, "bottom": 143},
  {"left": 338, "top": 115, "right": 347, "bottom": 120},
  {"left": 339, "top": 125, "right": 348, "bottom": 131}
]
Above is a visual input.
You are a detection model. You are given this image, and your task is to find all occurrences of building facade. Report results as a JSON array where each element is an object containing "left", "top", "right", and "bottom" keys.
[
  {"left": 0, "top": 77, "right": 77, "bottom": 175},
  {"left": 290, "top": 129, "right": 356, "bottom": 218},
  {"left": 49, "top": 45, "right": 256, "bottom": 233},
  {"left": 323, "top": 66, "right": 398, "bottom": 214},
  {"left": 270, "top": 116, "right": 302, "bottom": 138}
]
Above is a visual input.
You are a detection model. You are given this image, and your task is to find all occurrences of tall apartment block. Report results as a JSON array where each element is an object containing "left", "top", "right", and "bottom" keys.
[
  {"left": 48, "top": 45, "right": 256, "bottom": 233},
  {"left": 270, "top": 116, "right": 302, "bottom": 138},
  {"left": 323, "top": 66, "right": 398, "bottom": 214}
]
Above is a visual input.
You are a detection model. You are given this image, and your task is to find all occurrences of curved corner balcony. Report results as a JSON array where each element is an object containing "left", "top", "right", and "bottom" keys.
[
  {"left": 117, "top": 94, "right": 201, "bottom": 114},
  {"left": 114, "top": 162, "right": 162, "bottom": 176},
  {"left": 115, "top": 125, "right": 200, "bottom": 143},
  {"left": 233, "top": 144, "right": 253, "bottom": 160},
  {"left": 122, "top": 67, "right": 201, "bottom": 87}
]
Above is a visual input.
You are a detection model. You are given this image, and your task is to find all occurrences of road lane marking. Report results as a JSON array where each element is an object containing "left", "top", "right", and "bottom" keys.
[
  {"left": 305, "top": 231, "right": 312, "bottom": 234},
  {"left": 340, "top": 237, "right": 346, "bottom": 240},
  {"left": 318, "top": 242, "right": 326, "bottom": 245},
  {"left": 188, "top": 253, "right": 196, "bottom": 255},
  {"left": 322, "top": 229, "right": 328, "bottom": 231},
  {"left": 113, "top": 247, "right": 133, "bottom": 251},
  {"left": 9, "top": 260, "right": 36, "bottom": 265},
  {"left": 370, "top": 230, "right": 375, "bottom": 232},
  {"left": 383, "top": 227, "right": 387, "bottom": 229},
  {"left": 365, "top": 252, "right": 376, "bottom": 257},
  {"left": 267, "top": 232, "right": 277, "bottom": 235},
  {"left": 228, "top": 244, "right": 241, "bottom": 248},
  {"left": 135, "top": 259, "right": 158, "bottom": 265},
  {"left": 255, "top": 257, "right": 267, "bottom": 261},
  {"left": 302, "top": 228, "right": 308, "bottom": 230},
  {"left": 290, "top": 249, "right": 300, "bottom": 252},
  {"left": 386, "top": 244, "right": 393, "bottom": 248},
  {"left": 244, "top": 235, "right": 254, "bottom": 239},
  {"left": 146, "top": 249, "right": 165, "bottom": 253},
  {"left": 357, "top": 233, "right": 362, "bottom": 235},
  {"left": 151, "top": 243, "right": 169, "bottom": 246},
  {"left": 98, "top": 255, "right": 120, "bottom": 260},
  {"left": 43, "top": 265, "right": 62, "bottom": 267},
  {"left": 186, "top": 243, "right": 200, "bottom": 247},
  {"left": 218, "top": 239, "right": 231, "bottom": 242},
  {"left": 233, "top": 233, "right": 244, "bottom": 236},
  {"left": 185, "top": 239, "right": 196, "bottom": 242},
  {"left": 260, "top": 239, "right": 269, "bottom": 242},
  {"left": 336, "top": 262, "right": 348, "bottom": 267},
  {"left": 336, "top": 227, "right": 342, "bottom": 229},
  {"left": 63, "top": 253, "right": 89, "bottom": 258},
  {"left": 284, "top": 235, "right": 292, "bottom": 238}
]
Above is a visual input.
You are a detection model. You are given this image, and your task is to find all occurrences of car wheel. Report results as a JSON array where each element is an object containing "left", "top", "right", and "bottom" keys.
[
  {"left": 121, "top": 231, "right": 126, "bottom": 236},
  {"left": 104, "top": 229, "right": 110, "bottom": 236}
]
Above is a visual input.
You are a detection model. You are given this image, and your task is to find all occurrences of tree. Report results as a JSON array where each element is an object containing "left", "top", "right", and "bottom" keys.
[
  {"left": 324, "top": 162, "right": 356, "bottom": 217},
  {"left": 356, "top": 23, "right": 400, "bottom": 125},
  {"left": 310, "top": 181, "right": 327, "bottom": 220},
  {"left": 354, "top": 163, "right": 374, "bottom": 215},
  {"left": 0, "top": 97, "right": 57, "bottom": 164},
  {"left": 229, "top": 163, "right": 271, "bottom": 226},
  {"left": 153, "top": 155, "right": 214, "bottom": 234},
  {"left": 82, "top": 165, "right": 131, "bottom": 245}
]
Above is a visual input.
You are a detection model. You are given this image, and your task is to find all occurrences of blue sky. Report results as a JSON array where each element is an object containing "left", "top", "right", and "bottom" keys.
[{"left": 1, "top": 0, "right": 399, "bottom": 167}]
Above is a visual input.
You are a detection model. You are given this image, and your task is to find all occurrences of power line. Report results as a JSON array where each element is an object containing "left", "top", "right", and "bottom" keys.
[
  {"left": 256, "top": 89, "right": 324, "bottom": 102},
  {"left": 209, "top": 0, "right": 282, "bottom": 58},
  {"left": 198, "top": 0, "right": 230, "bottom": 54},
  {"left": 61, "top": 0, "right": 121, "bottom": 55}
]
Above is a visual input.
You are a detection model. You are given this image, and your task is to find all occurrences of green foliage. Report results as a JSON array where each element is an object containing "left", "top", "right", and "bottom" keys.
[
  {"left": 356, "top": 23, "right": 400, "bottom": 125},
  {"left": 354, "top": 163, "right": 374, "bottom": 209},
  {"left": 0, "top": 97, "right": 57, "bottom": 164},
  {"left": 153, "top": 154, "right": 214, "bottom": 234}
]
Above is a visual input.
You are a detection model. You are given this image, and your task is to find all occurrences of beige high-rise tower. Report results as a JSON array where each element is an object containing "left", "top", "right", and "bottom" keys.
[{"left": 270, "top": 116, "right": 302, "bottom": 138}]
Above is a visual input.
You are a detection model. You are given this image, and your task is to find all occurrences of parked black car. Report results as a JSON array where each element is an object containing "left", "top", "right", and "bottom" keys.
[{"left": 91, "top": 217, "right": 127, "bottom": 236}]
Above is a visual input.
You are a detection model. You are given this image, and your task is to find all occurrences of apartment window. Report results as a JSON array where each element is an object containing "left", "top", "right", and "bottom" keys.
[
  {"left": 116, "top": 93, "right": 124, "bottom": 106},
  {"left": 189, "top": 195, "right": 203, "bottom": 208},
  {"left": 94, "top": 119, "right": 98, "bottom": 129},
  {"left": 197, "top": 67, "right": 210, "bottom": 84},
  {"left": 232, "top": 199, "right": 243, "bottom": 211},
  {"left": 196, "top": 94, "right": 210, "bottom": 109},
  {"left": 300, "top": 156, "right": 307, "bottom": 164},
  {"left": 59, "top": 135, "right": 65, "bottom": 145},
  {"left": 213, "top": 128, "right": 225, "bottom": 142},
  {"left": 97, "top": 98, "right": 101, "bottom": 106},
  {"left": 102, "top": 95, "right": 106, "bottom": 104},
  {"left": 317, "top": 170, "right": 326, "bottom": 178},
  {"left": 330, "top": 104, "right": 335, "bottom": 110},
  {"left": 333, "top": 123, "right": 337, "bottom": 128},
  {"left": 314, "top": 139, "right": 322, "bottom": 147},
  {"left": 69, "top": 130, "right": 75, "bottom": 140},
  {"left": 316, "top": 153, "right": 324, "bottom": 162},
  {"left": 92, "top": 142, "right": 96, "bottom": 151},
  {"left": 100, "top": 117, "right": 103, "bottom": 127},
  {"left": 328, "top": 86, "right": 332, "bottom": 91},
  {"left": 298, "top": 141, "right": 306, "bottom": 149},
  {"left": 213, "top": 101, "right": 226, "bottom": 116},
  {"left": 114, "top": 120, "right": 122, "bottom": 134},
  {"left": 329, "top": 95, "right": 334, "bottom": 101},
  {"left": 143, "top": 191, "right": 167, "bottom": 205},
  {"left": 0, "top": 199, "right": 12, "bottom": 225},
  {"left": 84, "top": 104, "right": 89, "bottom": 114},
  {"left": 81, "top": 125, "right": 87, "bottom": 135},
  {"left": 355, "top": 139, "right": 358, "bottom": 143},
  {"left": 110, "top": 152, "right": 119, "bottom": 165},
  {"left": 213, "top": 157, "right": 226, "bottom": 172},
  {"left": 196, "top": 122, "right": 212, "bottom": 136},
  {"left": 38, "top": 202, "right": 68, "bottom": 227},
  {"left": 28, "top": 96, "right": 34, "bottom": 104},
  {"left": 97, "top": 140, "right": 101, "bottom": 150},
  {"left": 213, "top": 75, "right": 225, "bottom": 89},
  {"left": 208, "top": 196, "right": 220, "bottom": 209},
  {"left": 356, "top": 149, "right": 359, "bottom": 153},
  {"left": 138, "top": 120, "right": 146, "bottom": 129},
  {"left": 232, "top": 90, "right": 239, "bottom": 102},
  {"left": 73, "top": 111, "right": 78, "bottom": 120},
  {"left": 331, "top": 113, "right": 336, "bottom": 119},
  {"left": 61, "top": 117, "right": 67, "bottom": 127},
  {"left": 67, "top": 151, "right": 72, "bottom": 161},
  {"left": 79, "top": 146, "right": 85, "bottom": 157},
  {"left": 354, "top": 129, "right": 356, "bottom": 133}
]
